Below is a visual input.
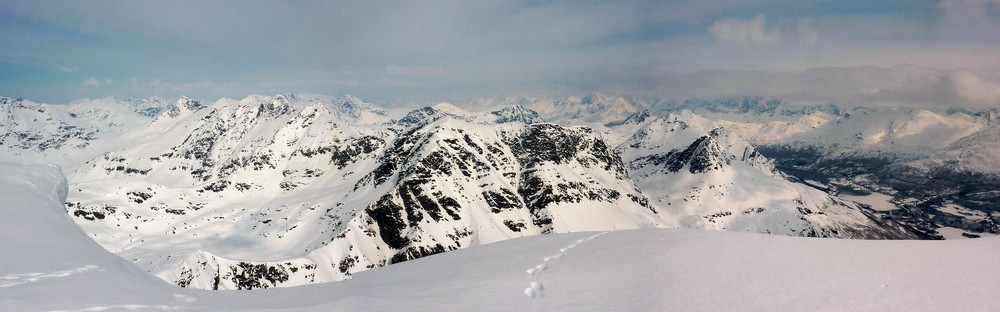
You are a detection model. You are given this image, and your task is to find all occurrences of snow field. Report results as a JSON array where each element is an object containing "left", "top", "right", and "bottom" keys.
[{"left": 525, "top": 231, "right": 608, "bottom": 298}]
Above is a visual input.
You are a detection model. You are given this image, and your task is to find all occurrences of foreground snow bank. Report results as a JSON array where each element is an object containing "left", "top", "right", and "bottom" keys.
[
  {"left": 1, "top": 162, "right": 998, "bottom": 311},
  {"left": 0, "top": 163, "right": 187, "bottom": 311}
]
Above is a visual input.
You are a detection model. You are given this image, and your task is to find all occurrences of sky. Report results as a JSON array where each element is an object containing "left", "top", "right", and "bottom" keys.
[{"left": 2, "top": 0, "right": 1000, "bottom": 108}]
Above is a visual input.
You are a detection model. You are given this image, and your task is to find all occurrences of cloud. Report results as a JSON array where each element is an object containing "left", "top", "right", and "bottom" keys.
[
  {"left": 127, "top": 78, "right": 238, "bottom": 96},
  {"left": 636, "top": 65, "right": 1000, "bottom": 109},
  {"left": 82, "top": 77, "right": 111, "bottom": 87},
  {"left": 828, "top": 68, "right": 1000, "bottom": 108},
  {"left": 938, "top": 0, "right": 1000, "bottom": 26},
  {"left": 384, "top": 65, "right": 459, "bottom": 78},
  {"left": 121, "top": 77, "right": 367, "bottom": 99},
  {"left": 261, "top": 79, "right": 362, "bottom": 89},
  {"left": 3, "top": 2, "right": 1000, "bottom": 105},
  {"left": 940, "top": 70, "right": 1000, "bottom": 105},
  {"left": 935, "top": 0, "right": 1000, "bottom": 41},
  {"left": 709, "top": 14, "right": 782, "bottom": 45},
  {"left": 797, "top": 18, "right": 819, "bottom": 47},
  {"left": 379, "top": 78, "right": 418, "bottom": 88}
]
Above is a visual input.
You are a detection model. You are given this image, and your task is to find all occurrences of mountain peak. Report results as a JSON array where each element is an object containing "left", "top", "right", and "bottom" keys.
[
  {"left": 621, "top": 109, "right": 651, "bottom": 125},
  {"left": 0, "top": 96, "right": 25, "bottom": 107},
  {"left": 431, "top": 102, "right": 463, "bottom": 113},
  {"left": 176, "top": 96, "right": 203, "bottom": 110},
  {"left": 685, "top": 136, "right": 730, "bottom": 173},
  {"left": 654, "top": 135, "right": 730, "bottom": 174},
  {"left": 342, "top": 94, "right": 364, "bottom": 104},
  {"left": 488, "top": 105, "right": 543, "bottom": 124},
  {"left": 235, "top": 94, "right": 294, "bottom": 118},
  {"left": 159, "top": 96, "right": 204, "bottom": 119},
  {"left": 330, "top": 95, "right": 386, "bottom": 120}
]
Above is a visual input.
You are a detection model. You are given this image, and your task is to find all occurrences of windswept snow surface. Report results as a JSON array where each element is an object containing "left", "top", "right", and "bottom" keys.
[{"left": 3, "top": 162, "right": 1000, "bottom": 311}]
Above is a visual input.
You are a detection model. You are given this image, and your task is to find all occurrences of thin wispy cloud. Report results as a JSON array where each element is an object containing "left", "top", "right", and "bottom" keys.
[
  {"left": 798, "top": 18, "right": 820, "bottom": 48},
  {"left": 262, "top": 79, "right": 363, "bottom": 89},
  {"left": 942, "top": 70, "right": 1000, "bottom": 105},
  {"left": 709, "top": 14, "right": 782, "bottom": 45},
  {"left": 645, "top": 65, "right": 1000, "bottom": 109},
  {"left": 83, "top": 77, "right": 111, "bottom": 87},
  {"left": 384, "top": 65, "right": 459, "bottom": 78},
  {"left": 379, "top": 78, "right": 418, "bottom": 88},
  {"left": 938, "top": 0, "right": 1000, "bottom": 26}
]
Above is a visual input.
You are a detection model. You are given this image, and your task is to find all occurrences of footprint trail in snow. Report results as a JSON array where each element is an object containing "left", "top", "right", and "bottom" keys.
[
  {"left": 0, "top": 265, "right": 100, "bottom": 288},
  {"left": 524, "top": 231, "right": 608, "bottom": 298}
]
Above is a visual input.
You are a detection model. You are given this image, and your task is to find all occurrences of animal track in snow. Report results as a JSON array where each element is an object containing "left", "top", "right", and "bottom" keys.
[
  {"left": 524, "top": 231, "right": 607, "bottom": 298},
  {"left": 0, "top": 265, "right": 100, "bottom": 288}
]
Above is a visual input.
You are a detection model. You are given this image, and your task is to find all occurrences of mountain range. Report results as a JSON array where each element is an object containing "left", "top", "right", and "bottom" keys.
[{"left": 3, "top": 93, "right": 995, "bottom": 290}]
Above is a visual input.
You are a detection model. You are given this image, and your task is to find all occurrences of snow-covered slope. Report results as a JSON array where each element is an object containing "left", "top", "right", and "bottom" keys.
[
  {"left": 2, "top": 165, "right": 997, "bottom": 311},
  {"left": 301, "top": 229, "right": 1000, "bottom": 312}
]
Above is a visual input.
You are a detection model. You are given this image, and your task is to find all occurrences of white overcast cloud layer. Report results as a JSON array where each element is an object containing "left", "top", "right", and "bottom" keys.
[{"left": 1, "top": 0, "right": 1000, "bottom": 108}]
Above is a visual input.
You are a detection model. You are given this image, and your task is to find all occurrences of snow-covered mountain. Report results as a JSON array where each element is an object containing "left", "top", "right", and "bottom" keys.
[
  {"left": 460, "top": 95, "right": 999, "bottom": 240},
  {"left": 0, "top": 96, "right": 168, "bottom": 169},
  {"left": 1, "top": 94, "right": 924, "bottom": 290},
  {"left": 609, "top": 111, "right": 916, "bottom": 238},
  {"left": 671, "top": 97, "right": 1000, "bottom": 238},
  {"left": 62, "top": 94, "right": 673, "bottom": 289},
  {"left": 660, "top": 96, "right": 842, "bottom": 117},
  {"left": 2, "top": 162, "right": 998, "bottom": 310},
  {"left": 713, "top": 103, "right": 991, "bottom": 162},
  {"left": 469, "top": 93, "right": 649, "bottom": 126}
]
